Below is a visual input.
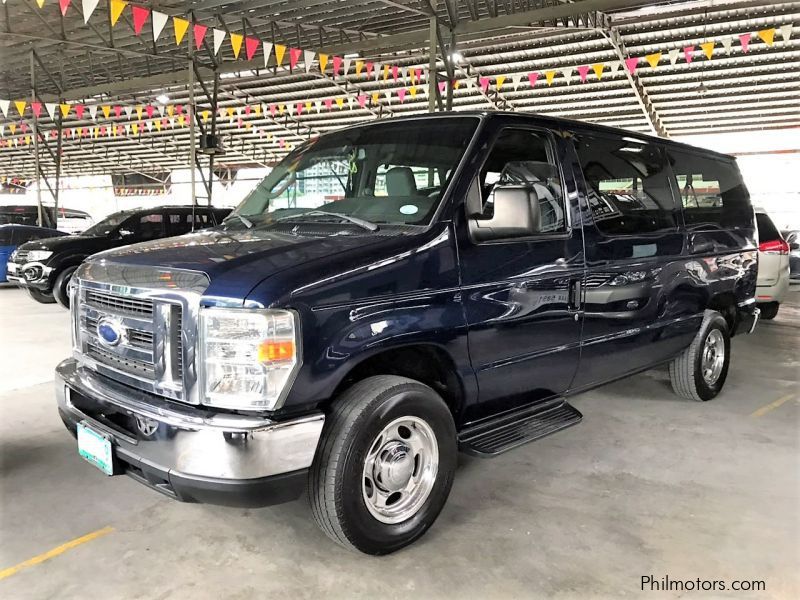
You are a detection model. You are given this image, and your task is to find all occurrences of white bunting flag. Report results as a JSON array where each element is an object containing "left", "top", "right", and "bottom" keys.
[
  {"left": 465, "top": 77, "right": 474, "bottom": 89},
  {"left": 152, "top": 11, "right": 168, "bottom": 42},
  {"left": 348, "top": 96, "right": 354, "bottom": 110},
  {"left": 780, "top": 24, "right": 793, "bottom": 42},
  {"left": 146, "top": 120, "right": 152, "bottom": 132},
  {"left": 343, "top": 58, "right": 352, "bottom": 76},
  {"left": 668, "top": 48, "right": 680, "bottom": 65},
  {"left": 263, "top": 42, "right": 273, "bottom": 67},
  {"left": 124, "top": 105, "right": 134, "bottom": 118},
  {"left": 81, "top": 0, "right": 99, "bottom": 23},
  {"left": 45, "top": 102, "right": 57, "bottom": 119},
  {"left": 384, "top": 90, "right": 392, "bottom": 102},
  {"left": 0, "top": 125, "right": 4, "bottom": 137},
  {"left": 721, "top": 36, "right": 733, "bottom": 54},
  {"left": 286, "top": 103, "right": 293, "bottom": 116},
  {"left": 0, "top": 99, "right": 9, "bottom": 118},
  {"left": 315, "top": 99, "right": 322, "bottom": 113},
  {"left": 158, "top": 104, "right": 166, "bottom": 117},
  {"left": 609, "top": 60, "right": 621, "bottom": 75},
  {"left": 374, "top": 62, "right": 382, "bottom": 82},
  {"left": 401, "top": 66, "right": 408, "bottom": 82},
  {"left": 561, "top": 67, "right": 573, "bottom": 85},
  {"left": 88, "top": 105, "right": 98, "bottom": 120},
  {"left": 213, "top": 29, "right": 226, "bottom": 56},
  {"left": 303, "top": 49, "right": 315, "bottom": 73},
  {"left": 512, "top": 73, "right": 522, "bottom": 90}
]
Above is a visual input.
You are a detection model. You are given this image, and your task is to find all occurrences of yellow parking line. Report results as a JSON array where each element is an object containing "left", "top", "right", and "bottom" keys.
[
  {"left": 0, "top": 526, "right": 114, "bottom": 581},
  {"left": 750, "top": 394, "right": 796, "bottom": 418}
]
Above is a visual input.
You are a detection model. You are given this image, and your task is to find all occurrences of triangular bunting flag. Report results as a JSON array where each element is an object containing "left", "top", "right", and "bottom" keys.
[
  {"left": 496, "top": 75, "right": 506, "bottom": 89},
  {"left": 1, "top": 99, "right": 11, "bottom": 118},
  {"left": 545, "top": 70, "right": 556, "bottom": 85},
  {"left": 131, "top": 6, "right": 149, "bottom": 36},
  {"left": 59, "top": 0, "right": 71, "bottom": 17},
  {"left": 274, "top": 44, "right": 286, "bottom": 67},
  {"left": 81, "top": 0, "right": 100, "bottom": 23},
  {"left": 700, "top": 41, "right": 715, "bottom": 59},
  {"left": 335, "top": 98, "right": 344, "bottom": 109},
  {"left": 151, "top": 11, "right": 168, "bottom": 42},
  {"left": 332, "top": 56, "right": 342, "bottom": 76},
  {"left": 213, "top": 29, "right": 226, "bottom": 56},
  {"left": 230, "top": 33, "right": 243, "bottom": 59},
  {"left": 45, "top": 103, "right": 57, "bottom": 119},
  {"left": 721, "top": 36, "right": 733, "bottom": 55},
  {"left": 528, "top": 72, "right": 539, "bottom": 87},
  {"left": 88, "top": 105, "right": 97, "bottom": 120},
  {"left": 114, "top": 105, "right": 122, "bottom": 118},
  {"left": 757, "top": 28, "right": 775, "bottom": 46},
  {"left": 303, "top": 49, "right": 315, "bottom": 73},
  {"left": 60, "top": 103, "right": 71, "bottom": 118},
  {"left": 668, "top": 48, "right": 680, "bottom": 65},
  {"left": 779, "top": 24, "right": 793, "bottom": 42},
  {"left": 624, "top": 56, "right": 639, "bottom": 73},
  {"left": 739, "top": 33, "right": 751, "bottom": 52},
  {"left": 262, "top": 42, "right": 273, "bottom": 67},
  {"left": 319, "top": 53, "right": 329, "bottom": 73},
  {"left": 192, "top": 23, "right": 207, "bottom": 50},
  {"left": 355, "top": 60, "right": 364, "bottom": 75},
  {"left": 397, "top": 89, "right": 407, "bottom": 103},
  {"left": 438, "top": 81, "right": 446, "bottom": 93},
  {"left": 645, "top": 52, "right": 662, "bottom": 68},
  {"left": 173, "top": 17, "right": 189, "bottom": 45},
  {"left": 124, "top": 105, "right": 133, "bottom": 118},
  {"left": 592, "top": 63, "right": 604, "bottom": 79},
  {"left": 75, "top": 104, "right": 85, "bottom": 119},
  {"left": 479, "top": 77, "right": 489, "bottom": 92},
  {"left": 101, "top": 105, "right": 111, "bottom": 118},
  {"left": 343, "top": 58, "right": 352, "bottom": 76},
  {"left": 683, "top": 45, "right": 695, "bottom": 63},
  {"left": 576, "top": 65, "right": 590, "bottom": 82},
  {"left": 561, "top": 67, "right": 573, "bottom": 85},
  {"left": 289, "top": 47, "right": 302, "bottom": 70},
  {"left": 365, "top": 62, "right": 373, "bottom": 77},
  {"left": 31, "top": 102, "right": 42, "bottom": 118},
  {"left": 245, "top": 37, "right": 259, "bottom": 61},
  {"left": 136, "top": 105, "right": 143, "bottom": 120},
  {"left": 512, "top": 74, "right": 522, "bottom": 90},
  {"left": 609, "top": 61, "right": 621, "bottom": 75},
  {"left": 14, "top": 100, "right": 26, "bottom": 116},
  {"left": 109, "top": 0, "right": 126, "bottom": 26}
]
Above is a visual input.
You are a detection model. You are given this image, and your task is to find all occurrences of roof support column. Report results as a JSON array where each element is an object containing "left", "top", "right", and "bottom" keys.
[
  {"left": 30, "top": 51, "right": 44, "bottom": 227},
  {"left": 188, "top": 26, "right": 198, "bottom": 225},
  {"left": 428, "top": 16, "right": 438, "bottom": 113}
]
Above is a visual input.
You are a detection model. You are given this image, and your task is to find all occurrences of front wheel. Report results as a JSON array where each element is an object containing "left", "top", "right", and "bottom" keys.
[
  {"left": 26, "top": 287, "right": 56, "bottom": 304},
  {"left": 669, "top": 310, "right": 730, "bottom": 401},
  {"left": 53, "top": 266, "right": 78, "bottom": 309},
  {"left": 308, "top": 375, "right": 457, "bottom": 555}
]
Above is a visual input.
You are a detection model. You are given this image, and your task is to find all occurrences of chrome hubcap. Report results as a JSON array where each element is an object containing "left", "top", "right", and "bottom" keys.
[
  {"left": 701, "top": 329, "right": 725, "bottom": 385},
  {"left": 362, "top": 416, "right": 439, "bottom": 524}
]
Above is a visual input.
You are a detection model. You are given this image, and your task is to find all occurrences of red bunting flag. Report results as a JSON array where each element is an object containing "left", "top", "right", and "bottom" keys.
[
  {"left": 131, "top": 6, "right": 150, "bottom": 36},
  {"left": 357, "top": 94, "right": 367, "bottom": 108},
  {"left": 528, "top": 72, "right": 539, "bottom": 87},
  {"left": 683, "top": 45, "right": 695, "bottom": 63},
  {"left": 397, "top": 89, "right": 407, "bottom": 103},
  {"left": 193, "top": 23, "right": 208, "bottom": 50},
  {"left": 289, "top": 48, "right": 302, "bottom": 70},
  {"left": 296, "top": 102, "right": 303, "bottom": 115},
  {"left": 624, "top": 56, "right": 639, "bottom": 73},
  {"left": 738, "top": 33, "right": 751, "bottom": 52},
  {"left": 365, "top": 62, "right": 374, "bottom": 77},
  {"left": 438, "top": 81, "right": 446, "bottom": 93},
  {"left": 31, "top": 102, "right": 42, "bottom": 118},
  {"left": 59, "top": 0, "right": 71, "bottom": 16},
  {"left": 75, "top": 104, "right": 85, "bottom": 119},
  {"left": 479, "top": 77, "right": 490, "bottom": 92},
  {"left": 576, "top": 65, "right": 590, "bottom": 82},
  {"left": 114, "top": 105, "right": 123, "bottom": 118},
  {"left": 245, "top": 37, "right": 259, "bottom": 61},
  {"left": 145, "top": 105, "right": 154, "bottom": 118},
  {"left": 332, "top": 56, "right": 342, "bottom": 75},
  {"left": 324, "top": 98, "right": 333, "bottom": 111}
]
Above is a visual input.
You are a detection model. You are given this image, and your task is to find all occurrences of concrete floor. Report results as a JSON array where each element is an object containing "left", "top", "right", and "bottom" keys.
[{"left": 1, "top": 284, "right": 798, "bottom": 599}]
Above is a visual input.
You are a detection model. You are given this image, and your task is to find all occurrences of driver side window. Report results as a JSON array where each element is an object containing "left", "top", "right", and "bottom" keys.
[{"left": 479, "top": 129, "right": 567, "bottom": 233}]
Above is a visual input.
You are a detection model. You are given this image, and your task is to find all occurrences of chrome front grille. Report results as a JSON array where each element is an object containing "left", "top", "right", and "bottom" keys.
[
  {"left": 86, "top": 343, "right": 156, "bottom": 377},
  {"left": 86, "top": 289, "right": 154, "bottom": 317},
  {"left": 83, "top": 314, "right": 154, "bottom": 350}
]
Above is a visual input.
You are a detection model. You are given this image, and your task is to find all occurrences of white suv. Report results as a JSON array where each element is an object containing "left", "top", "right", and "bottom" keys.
[{"left": 755, "top": 208, "right": 790, "bottom": 320}]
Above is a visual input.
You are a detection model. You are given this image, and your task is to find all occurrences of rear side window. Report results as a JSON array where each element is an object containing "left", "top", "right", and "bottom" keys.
[
  {"left": 575, "top": 134, "right": 678, "bottom": 235},
  {"left": 756, "top": 213, "right": 781, "bottom": 242},
  {"left": 169, "top": 211, "right": 211, "bottom": 235},
  {"left": 667, "top": 150, "right": 751, "bottom": 229}
]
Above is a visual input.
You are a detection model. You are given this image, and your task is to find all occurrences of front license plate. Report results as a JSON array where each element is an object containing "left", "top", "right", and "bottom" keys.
[{"left": 77, "top": 421, "right": 114, "bottom": 475}]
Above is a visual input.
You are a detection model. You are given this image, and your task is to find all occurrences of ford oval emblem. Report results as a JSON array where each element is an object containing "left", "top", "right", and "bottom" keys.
[{"left": 97, "top": 318, "right": 124, "bottom": 347}]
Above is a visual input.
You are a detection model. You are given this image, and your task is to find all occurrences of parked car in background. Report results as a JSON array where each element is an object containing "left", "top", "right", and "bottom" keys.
[
  {"left": 56, "top": 208, "right": 94, "bottom": 234},
  {"left": 7, "top": 205, "right": 230, "bottom": 307},
  {"left": 1, "top": 224, "right": 66, "bottom": 289},
  {"left": 781, "top": 229, "right": 800, "bottom": 283},
  {"left": 0, "top": 204, "right": 58, "bottom": 229},
  {"left": 53, "top": 114, "right": 759, "bottom": 555},
  {"left": 755, "top": 208, "right": 790, "bottom": 319}
]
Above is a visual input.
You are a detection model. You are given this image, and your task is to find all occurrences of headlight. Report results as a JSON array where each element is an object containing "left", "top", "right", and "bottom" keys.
[
  {"left": 199, "top": 308, "right": 300, "bottom": 411},
  {"left": 25, "top": 250, "right": 53, "bottom": 262}
]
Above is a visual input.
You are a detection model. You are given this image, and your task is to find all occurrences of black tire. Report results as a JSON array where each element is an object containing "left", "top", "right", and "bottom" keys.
[
  {"left": 759, "top": 302, "right": 779, "bottom": 320},
  {"left": 669, "top": 310, "right": 731, "bottom": 402},
  {"left": 308, "top": 375, "right": 457, "bottom": 555},
  {"left": 53, "top": 266, "right": 78, "bottom": 309},
  {"left": 26, "top": 287, "right": 56, "bottom": 304}
]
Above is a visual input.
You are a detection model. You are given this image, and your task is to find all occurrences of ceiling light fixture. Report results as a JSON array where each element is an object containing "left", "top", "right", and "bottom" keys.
[
  {"left": 448, "top": 52, "right": 463, "bottom": 63},
  {"left": 156, "top": 94, "right": 169, "bottom": 104}
]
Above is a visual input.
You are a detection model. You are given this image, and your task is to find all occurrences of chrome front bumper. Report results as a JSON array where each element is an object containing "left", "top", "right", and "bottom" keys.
[
  {"left": 6, "top": 261, "right": 53, "bottom": 287},
  {"left": 56, "top": 358, "right": 324, "bottom": 506}
]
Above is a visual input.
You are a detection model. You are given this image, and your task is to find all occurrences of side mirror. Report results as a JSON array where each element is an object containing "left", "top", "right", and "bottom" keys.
[
  {"left": 469, "top": 185, "right": 541, "bottom": 242},
  {"left": 118, "top": 228, "right": 134, "bottom": 238}
]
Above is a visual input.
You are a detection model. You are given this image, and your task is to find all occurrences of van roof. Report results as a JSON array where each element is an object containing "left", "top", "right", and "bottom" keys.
[{"left": 324, "top": 111, "right": 736, "bottom": 162}]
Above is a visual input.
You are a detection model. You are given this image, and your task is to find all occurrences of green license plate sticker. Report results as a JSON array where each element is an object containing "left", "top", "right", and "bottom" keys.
[{"left": 77, "top": 421, "right": 114, "bottom": 476}]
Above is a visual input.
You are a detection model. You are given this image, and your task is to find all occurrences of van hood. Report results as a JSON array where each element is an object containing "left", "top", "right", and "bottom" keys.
[{"left": 87, "top": 227, "right": 394, "bottom": 302}]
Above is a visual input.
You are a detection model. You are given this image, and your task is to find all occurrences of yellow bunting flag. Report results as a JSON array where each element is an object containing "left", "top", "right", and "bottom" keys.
[
  {"left": 335, "top": 97, "right": 344, "bottom": 109},
  {"left": 225, "top": 107, "right": 234, "bottom": 119},
  {"left": 355, "top": 60, "right": 364, "bottom": 75},
  {"left": 8, "top": 124, "right": 16, "bottom": 135},
  {"left": 757, "top": 28, "right": 775, "bottom": 46},
  {"left": 178, "top": 115, "right": 185, "bottom": 127},
  {"left": 60, "top": 103, "right": 71, "bottom": 117},
  {"left": 14, "top": 100, "right": 26, "bottom": 116},
  {"left": 305, "top": 101, "right": 312, "bottom": 112},
  {"left": 700, "top": 42, "right": 715, "bottom": 59},
  {"left": 318, "top": 53, "right": 329, "bottom": 73},
  {"left": 254, "top": 104, "right": 261, "bottom": 116},
  {"left": 592, "top": 63, "right": 604, "bottom": 79},
  {"left": 454, "top": 79, "right": 460, "bottom": 89},
  {"left": 110, "top": 0, "right": 127, "bottom": 27},
  {"left": 131, "top": 123, "right": 138, "bottom": 135},
  {"left": 645, "top": 52, "right": 662, "bottom": 68},
  {"left": 274, "top": 44, "right": 286, "bottom": 66},
  {"left": 136, "top": 105, "right": 143, "bottom": 120},
  {"left": 371, "top": 92, "right": 379, "bottom": 104},
  {"left": 154, "top": 119, "right": 161, "bottom": 131},
  {"left": 230, "top": 33, "right": 243, "bottom": 59},
  {"left": 202, "top": 110, "right": 209, "bottom": 122},
  {"left": 278, "top": 104, "right": 285, "bottom": 115},
  {"left": 409, "top": 86, "right": 417, "bottom": 97},
  {"left": 36, "top": 0, "right": 44, "bottom": 7},
  {"left": 173, "top": 17, "right": 189, "bottom": 45},
  {"left": 545, "top": 70, "right": 556, "bottom": 85},
  {"left": 496, "top": 75, "right": 506, "bottom": 89},
  {"left": 101, "top": 105, "right": 111, "bottom": 118},
  {"left": 167, "top": 105, "right": 175, "bottom": 117}
]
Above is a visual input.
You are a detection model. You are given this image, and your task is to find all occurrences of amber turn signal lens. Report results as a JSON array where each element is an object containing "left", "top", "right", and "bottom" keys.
[{"left": 257, "top": 340, "right": 295, "bottom": 363}]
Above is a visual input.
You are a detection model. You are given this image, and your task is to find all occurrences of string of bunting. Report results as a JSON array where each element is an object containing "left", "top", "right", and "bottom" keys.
[{"left": 0, "top": 18, "right": 794, "bottom": 152}]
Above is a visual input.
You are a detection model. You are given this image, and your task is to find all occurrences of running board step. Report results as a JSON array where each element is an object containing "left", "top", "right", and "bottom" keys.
[{"left": 458, "top": 399, "right": 582, "bottom": 457}]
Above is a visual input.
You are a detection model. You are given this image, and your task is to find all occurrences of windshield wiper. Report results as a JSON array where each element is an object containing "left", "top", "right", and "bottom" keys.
[
  {"left": 276, "top": 210, "right": 379, "bottom": 232},
  {"left": 224, "top": 213, "right": 254, "bottom": 229}
]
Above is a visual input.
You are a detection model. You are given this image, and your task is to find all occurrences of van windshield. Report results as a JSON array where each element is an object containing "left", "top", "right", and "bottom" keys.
[
  {"left": 81, "top": 211, "right": 132, "bottom": 237},
  {"left": 228, "top": 117, "right": 479, "bottom": 230}
]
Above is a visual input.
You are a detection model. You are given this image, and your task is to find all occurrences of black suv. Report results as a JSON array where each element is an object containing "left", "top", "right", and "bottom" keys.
[
  {"left": 8, "top": 205, "right": 230, "bottom": 307},
  {"left": 54, "top": 114, "right": 759, "bottom": 554}
]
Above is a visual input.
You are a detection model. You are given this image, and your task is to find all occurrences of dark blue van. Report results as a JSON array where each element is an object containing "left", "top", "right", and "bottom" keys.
[
  {"left": 54, "top": 113, "right": 758, "bottom": 554},
  {"left": 0, "top": 224, "right": 66, "bottom": 286}
]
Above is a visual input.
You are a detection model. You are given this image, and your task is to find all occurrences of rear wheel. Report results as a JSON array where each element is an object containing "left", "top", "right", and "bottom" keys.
[
  {"left": 26, "top": 287, "right": 56, "bottom": 304},
  {"left": 669, "top": 310, "right": 730, "bottom": 402},
  {"left": 759, "top": 302, "right": 779, "bottom": 320},
  {"left": 53, "top": 266, "right": 78, "bottom": 309},
  {"left": 308, "top": 375, "right": 457, "bottom": 555}
]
